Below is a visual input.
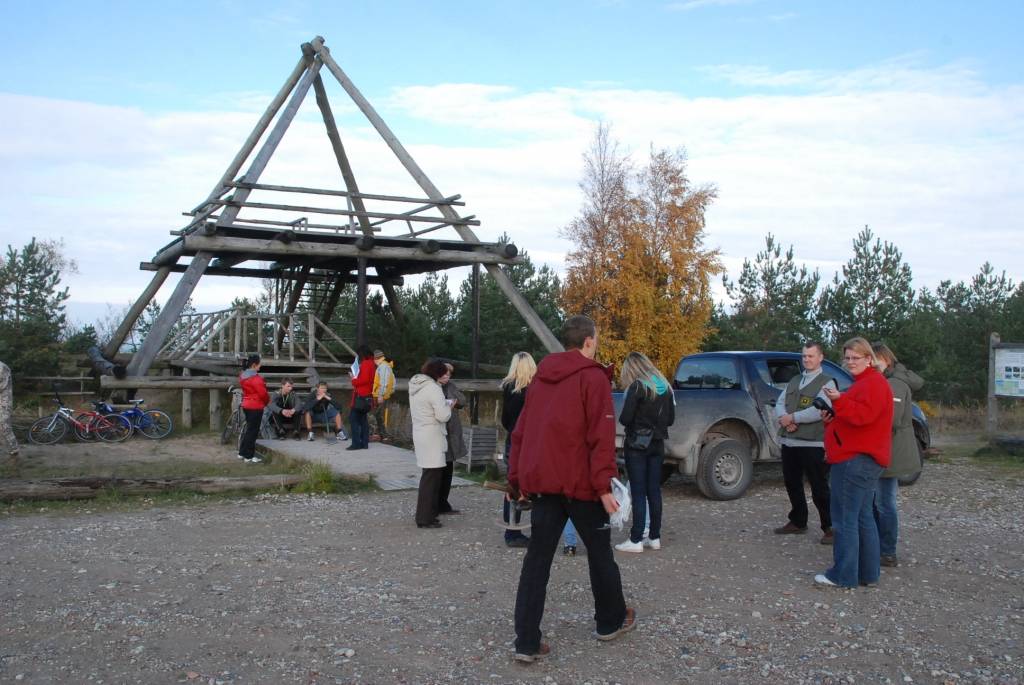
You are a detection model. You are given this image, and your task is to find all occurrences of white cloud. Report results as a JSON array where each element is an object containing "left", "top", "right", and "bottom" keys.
[{"left": 1, "top": 56, "right": 1021, "bottom": 324}]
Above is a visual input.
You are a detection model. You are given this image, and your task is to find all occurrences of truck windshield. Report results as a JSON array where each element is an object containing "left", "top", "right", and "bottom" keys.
[{"left": 674, "top": 358, "right": 741, "bottom": 390}]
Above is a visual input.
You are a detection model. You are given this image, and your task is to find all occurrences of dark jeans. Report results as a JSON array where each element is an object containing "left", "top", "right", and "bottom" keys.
[
  {"left": 239, "top": 408, "right": 263, "bottom": 458},
  {"left": 349, "top": 407, "right": 370, "bottom": 448},
  {"left": 624, "top": 447, "right": 664, "bottom": 543},
  {"left": 269, "top": 412, "right": 301, "bottom": 436},
  {"left": 503, "top": 436, "right": 527, "bottom": 541},
  {"left": 415, "top": 467, "right": 444, "bottom": 525},
  {"left": 874, "top": 476, "right": 899, "bottom": 556},
  {"left": 781, "top": 444, "right": 832, "bottom": 530},
  {"left": 514, "top": 495, "right": 627, "bottom": 654},
  {"left": 826, "top": 454, "right": 883, "bottom": 587},
  {"left": 438, "top": 461, "right": 454, "bottom": 512}
]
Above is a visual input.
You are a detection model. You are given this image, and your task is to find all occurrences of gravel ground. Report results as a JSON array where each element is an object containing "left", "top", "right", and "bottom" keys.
[{"left": 1, "top": 454, "right": 1022, "bottom": 684}]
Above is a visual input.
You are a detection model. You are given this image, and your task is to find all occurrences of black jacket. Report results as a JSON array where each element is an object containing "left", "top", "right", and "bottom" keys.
[
  {"left": 501, "top": 384, "right": 528, "bottom": 433},
  {"left": 618, "top": 380, "right": 675, "bottom": 443},
  {"left": 300, "top": 392, "right": 343, "bottom": 415}
]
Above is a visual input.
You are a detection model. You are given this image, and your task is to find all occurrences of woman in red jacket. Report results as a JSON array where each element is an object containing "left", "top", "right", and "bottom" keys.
[
  {"left": 347, "top": 345, "right": 376, "bottom": 450},
  {"left": 814, "top": 337, "right": 894, "bottom": 588},
  {"left": 238, "top": 354, "right": 270, "bottom": 463}
]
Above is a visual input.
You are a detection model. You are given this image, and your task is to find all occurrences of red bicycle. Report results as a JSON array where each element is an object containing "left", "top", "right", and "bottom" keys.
[{"left": 27, "top": 390, "right": 133, "bottom": 445}]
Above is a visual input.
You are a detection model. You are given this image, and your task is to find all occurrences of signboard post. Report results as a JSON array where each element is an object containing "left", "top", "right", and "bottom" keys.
[{"left": 988, "top": 333, "right": 1024, "bottom": 436}]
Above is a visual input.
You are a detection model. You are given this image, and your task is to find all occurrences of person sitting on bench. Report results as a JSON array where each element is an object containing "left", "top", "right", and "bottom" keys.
[
  {"left": 267, "top": 378, "right": 303, "bottom": 438},
  {"left": 301, "top": 381, "right": 348, "bottom": 442}
]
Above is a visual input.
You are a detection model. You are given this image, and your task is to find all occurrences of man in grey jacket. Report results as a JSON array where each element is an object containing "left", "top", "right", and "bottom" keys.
[{"left": 773, "top": 342, "right": 837, "bottom": 544}]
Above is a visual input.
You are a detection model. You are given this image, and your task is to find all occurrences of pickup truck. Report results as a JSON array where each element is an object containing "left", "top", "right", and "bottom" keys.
[{"left": 612, "top": 351, "right": 930, "bottom": 501}]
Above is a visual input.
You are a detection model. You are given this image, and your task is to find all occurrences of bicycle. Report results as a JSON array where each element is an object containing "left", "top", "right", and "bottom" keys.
[
  {"left": 118, "top": 399, "right": 174, "bottom": 439},
  {"left": 220, "top": 387, "right": 245, "bottom": 448},
  {"left": 28, "top": 391, "right": 133, "bottom": 444}
]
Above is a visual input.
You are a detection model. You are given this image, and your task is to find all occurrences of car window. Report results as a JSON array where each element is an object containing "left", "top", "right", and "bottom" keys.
[
  {"left": 822, "top": 360, "right": 853, "bottom": 391},
  {"left": 755, "top": 359, "right": 802, "bottom": 390},
  {"left": 674, "top": 358, "right": 741, "bottom": 390}
]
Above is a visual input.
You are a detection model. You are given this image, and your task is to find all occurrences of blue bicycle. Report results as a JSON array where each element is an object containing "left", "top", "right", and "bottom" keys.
[{"left": 114, "top": 399, "right": 174, "bottom": 440}]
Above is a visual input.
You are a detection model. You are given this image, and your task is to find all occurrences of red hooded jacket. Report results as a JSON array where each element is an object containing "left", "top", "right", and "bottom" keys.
[
  {"left": 350, "top": 355, "right": 375, "bottom": 407},
  {"left": 509, "top": 350, "right": 617, "bottom": 501},
  {"left": 824, "top": 365, "right": 894, "bottom": 467},
  {"left": 239, "top": 369, "right": 270, "bottom": 410}
]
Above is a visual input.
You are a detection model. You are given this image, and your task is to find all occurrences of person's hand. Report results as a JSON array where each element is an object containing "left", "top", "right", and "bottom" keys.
[
  {"left": 779, "top": 413, "right": 794, "bottom": 428},
  {"left": 785, "top": 422, "right": 798, "bottom": 433},
  {"left": 600, "top": 492, "right": 619, "bottom": 515},
  {"left": 820, "top": 410, "right": 833, "bottom": 423},
  {"left": 823, "top": 387, "right": 840, "bottom": 401},
  {"left": 371, "top": 398, "right": 379, "bottom": 410},
  {"left": 283, "top": 409, "right": 294, "bottom": 417}
]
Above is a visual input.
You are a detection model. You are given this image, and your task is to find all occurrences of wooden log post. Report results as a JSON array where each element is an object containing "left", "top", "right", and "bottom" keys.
[
  {"left": 312, "top": 39, "right": 563, "bottom": 353},
  {"left": 210, "top": 388, "right": 223, "bottom": 432},
  {"left": 382, "top": 281, "right": 405, "bottom": 324},
  {"left": 987, "top": 332, "right": 1000, "bottom": 437},
  {"left": 103, "top": 267, "right": 171, "bottom": 359},
  {"left": 356, "top": 257, "right": 367, "bottom": 347},
  {"left": 181, "top": 368, "right": 193, "bottom": 429}
]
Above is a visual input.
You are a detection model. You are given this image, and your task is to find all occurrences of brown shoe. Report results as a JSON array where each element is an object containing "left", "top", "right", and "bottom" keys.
[
  {"left": 773, "top": 522, "right": 807, "bottom": 535},
  {"left": 596, "top": 607, "right": 637, "bottom": 641},
  {"left": 513, "top": 642, "right": 550, "bottom": 663},
  {"left": 820, "top": 529, "right": 835, "bottom": 545},
  {"left": 880, "top": 554, "right": 899, "bottom": 567}
]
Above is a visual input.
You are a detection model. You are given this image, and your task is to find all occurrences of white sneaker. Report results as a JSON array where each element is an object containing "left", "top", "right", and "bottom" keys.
[
  {"left": 247, "top": 456, "right": 263, "bottom": 464},
  {"left": 814, "top": 573, "right": 838, "bottom": 587},
  {"left": 337, "top": 431, "right": 347, "bottom": 440},
  {"left": 307, "top": 432, "right": 315, "bottom": 441},
  {"left": 237, "top": 454, "right": 246, "bottom": 460},
  {"left": 615, "top": 540, "right": 643, "bottom": 553},
  {"left": 643, "top": 537, "right": 661, "bottom": 550}
]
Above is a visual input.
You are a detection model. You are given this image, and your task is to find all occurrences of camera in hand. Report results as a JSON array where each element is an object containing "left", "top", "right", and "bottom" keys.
[{"left": 812, "top": 396, "right": 834, "bottom": 417}]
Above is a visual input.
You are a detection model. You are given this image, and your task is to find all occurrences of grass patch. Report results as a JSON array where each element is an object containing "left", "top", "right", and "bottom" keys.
[
  {"left": 971, "top": 440, "right": 1024, "bottom": 469},
  {"left": 454, "top": 461, "right": 499, "bottom": 484},
  {"left": 1, "top": 455, "right": 308, "bottom": 481}
]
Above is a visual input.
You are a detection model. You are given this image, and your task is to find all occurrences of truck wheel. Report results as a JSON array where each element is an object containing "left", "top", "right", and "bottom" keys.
[{"left": 696, "top": 438, "right": 753, "bottom": 500}]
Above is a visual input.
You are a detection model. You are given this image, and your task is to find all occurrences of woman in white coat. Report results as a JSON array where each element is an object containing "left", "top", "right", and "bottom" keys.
[{"left": 410, "top": 358, "right": 454, "bottom": 528}]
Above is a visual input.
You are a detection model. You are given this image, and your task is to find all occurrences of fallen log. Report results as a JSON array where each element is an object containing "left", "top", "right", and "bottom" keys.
[{"left": 0, "top": 474, "right": 304, "bottom": 501}]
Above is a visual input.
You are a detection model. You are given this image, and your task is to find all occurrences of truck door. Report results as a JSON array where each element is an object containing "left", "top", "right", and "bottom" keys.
[{"left": 749, "top": 357, "right": 803, "bottom": 460}]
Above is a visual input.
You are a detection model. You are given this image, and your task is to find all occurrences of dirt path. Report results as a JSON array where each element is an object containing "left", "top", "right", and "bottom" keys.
[{"left": 1, "top": 454, "right": 1022, "bottom": 684}]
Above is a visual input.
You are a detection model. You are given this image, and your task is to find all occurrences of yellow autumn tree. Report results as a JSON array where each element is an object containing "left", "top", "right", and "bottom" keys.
[{"left": 561, "top": 126, "right": 721, "bottom": 380}]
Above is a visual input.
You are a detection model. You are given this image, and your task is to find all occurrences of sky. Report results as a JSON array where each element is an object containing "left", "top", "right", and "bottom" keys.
[{"left": 1, "top": 0, "right": 1021, "bottom": 329}]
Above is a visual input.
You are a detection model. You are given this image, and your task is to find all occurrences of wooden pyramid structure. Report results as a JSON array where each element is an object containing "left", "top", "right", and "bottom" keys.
[{"left": 107, "top": 35, "right": 562, "bottom": 381}]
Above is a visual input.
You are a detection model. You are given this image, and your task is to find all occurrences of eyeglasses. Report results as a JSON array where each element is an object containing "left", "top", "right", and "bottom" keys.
[{"left": 843, "top": 354, "right": 867, "bottom": 363}]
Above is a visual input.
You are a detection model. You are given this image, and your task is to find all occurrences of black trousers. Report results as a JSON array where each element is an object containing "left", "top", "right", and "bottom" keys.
[
  {"left": 782, "top": 444, "right": 832, "bottom": 530},
  {"left": 514, "top": 495, "right": 627, "bottom": 653},
  {"left": 437, "top": 461, "right": 454, "bottom": 512},
  {"left": 269, "top": 412, "right": 301, "bottom": 436},
  {"left": 239, "top": 408, "right": 263, "bottom": 459},
  {"left": 415, "top": 467, "right": 444, "bottom": 525}
]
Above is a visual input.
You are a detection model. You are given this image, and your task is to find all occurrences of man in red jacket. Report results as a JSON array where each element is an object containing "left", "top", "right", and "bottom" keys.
[{"left": 508, "top": 315, "right": 635, "bottom": 663}]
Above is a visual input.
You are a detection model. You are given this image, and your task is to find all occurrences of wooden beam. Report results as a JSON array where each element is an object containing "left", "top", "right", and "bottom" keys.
[
  {"left": 312, "top": 39, "right": 563, "bottom": 353},
  {"left": 126, "top": 253, "right": 213, "bottom": 377},
  {"left": 318, "top": 277, "right": 346, "bottom": 324},
  {"left": 225, "top": 182, "right": 464, "bottom": 206},
  {"left": 139, "top": 261, "right": 402, "bottom": 286},
  {"left": 356, "top": 258, "right": 367, "bottom": 346},
  {"left": 0, "top": 475, "right": 305, "bottom": 502},
  {"left": 212, "top": 199, "right": 480, "bottom": 226},
  {"left": 382, "top": 281, "right": 405, "bottom": 325},
  {"left": 103, "top": 267, "right": 171, "bottom": 358},
  {"left": 183, "top": 235, "right": 524, "bottom": 265},
  {"left": 102, "top": 375, "right": 506, "bottom": 393}
]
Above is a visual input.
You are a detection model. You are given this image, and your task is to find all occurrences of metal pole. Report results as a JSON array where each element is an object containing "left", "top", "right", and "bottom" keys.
[{"left": 987, "top": 332, "right": 1000, "bottom": 437}]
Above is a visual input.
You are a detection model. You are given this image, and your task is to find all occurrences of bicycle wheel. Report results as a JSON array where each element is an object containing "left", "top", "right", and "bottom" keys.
[
  {"left": 73, "top": 413, "right": 98, "bottom": 442},
  {"left": 220, "top": 409, "right": 241, "bottom": 445},
  {"left": 95, "top": 413, "right": 133, "bottom": 443},
  {"left": 28, "top": 415, "right": 68, "bottom": 445},
  {"left": 137, "top": 410, "right": 173, "bottom": 439}
]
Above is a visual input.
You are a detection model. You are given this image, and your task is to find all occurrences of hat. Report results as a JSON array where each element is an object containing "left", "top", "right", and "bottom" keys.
[{"left": 373, "top": 349, "right": 385, "bottom": 358}]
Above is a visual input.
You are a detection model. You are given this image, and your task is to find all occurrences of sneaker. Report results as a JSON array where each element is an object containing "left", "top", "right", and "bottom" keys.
[
  {"left": 563, "top": 545, "right": 576, "bottom": 556},
  {"left": 596, "top": 607, "right": 637, "bottom": 641},
  {"left": 247, "top": 456, "right": 263, "bottom": 464},
  {"left": 880, "top": 554, "right": 899, "bottom": 567},
  {"left": 513, "top": 642, "right": 550, "bottom": 663},
  {"left": 339, "top": 431, "right": 349, "bottom": 440},
  {"left": 820, "top": 529, "right": 835, "bottom": 545},
  {"left": 307, "top": 432, "right": 315, "bottom": 441},
  {"left": 643, "top": 537, "right": 661, "bottom": 551},
  {"left": 614, "top": 540, "right": 643, "bottom": 553},
  {"left": 237, "top": 454, "right": 246, "bottom": 460},
  {"left": 774, "top": 522, "right": 808, "bottom": 535},
  {"left": 813, "top": 573, "right": 838, "bottom": 587}
]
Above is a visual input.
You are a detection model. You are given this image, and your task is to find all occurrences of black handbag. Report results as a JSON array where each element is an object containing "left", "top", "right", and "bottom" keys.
[
  {"left": 353, "top": 395, "right": 371, "bottom": 413},
  {"left": 626, "top": 427, "right": 654, "bottom": 450}
]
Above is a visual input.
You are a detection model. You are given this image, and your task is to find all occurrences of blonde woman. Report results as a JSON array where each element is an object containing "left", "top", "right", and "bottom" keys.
[
  {"left": 814, "top": 337, "right": 894, "bottom": 588},
  {"left": 500, "top": 351, "right": 537, "bottom": 547},
  {"left": 615, "top": 352, "right": 676, "bottom": 553}
]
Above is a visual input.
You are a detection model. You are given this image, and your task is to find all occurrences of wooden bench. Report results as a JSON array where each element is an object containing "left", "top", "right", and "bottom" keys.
[{"left": 459, "top": 426, "right": 499, "bottom": 471}]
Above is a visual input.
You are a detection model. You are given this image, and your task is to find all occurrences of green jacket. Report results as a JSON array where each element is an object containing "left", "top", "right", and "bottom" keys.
[{"left": 881, "top": 363, "right": 924, "bottom": 479}]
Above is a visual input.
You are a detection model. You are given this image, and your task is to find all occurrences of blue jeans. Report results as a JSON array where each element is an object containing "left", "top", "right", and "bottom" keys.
[
  {"left": 563, "top": 519, "right": 577, "bottom": 546},
  {"left": 624, "top": 448, "right": 663, "bottom": 544},
  {"left": 826, "top": 454, "right": 883, "bottom": 587},
  {"left": 349, "top": 407, "right": 369, "bottom": 448},
  {"left": 874, "top": 477, "right": 899, "bottom": 557}
]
